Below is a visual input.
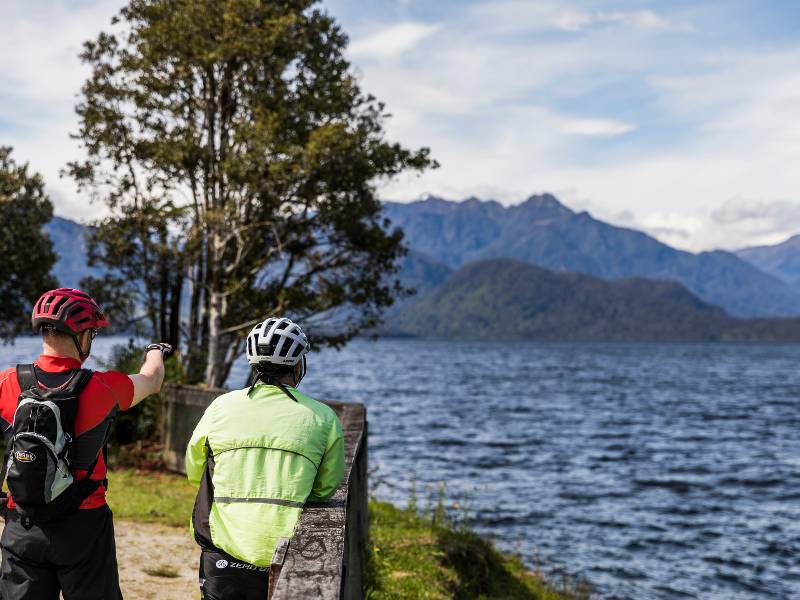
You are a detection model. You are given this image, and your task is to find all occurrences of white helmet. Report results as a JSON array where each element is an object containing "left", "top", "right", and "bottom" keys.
[{"left": 246, "top": 317, "right": 310, "bottom": 368}]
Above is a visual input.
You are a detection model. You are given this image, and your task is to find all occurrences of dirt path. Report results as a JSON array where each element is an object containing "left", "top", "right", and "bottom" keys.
[
  {"left": 116, "top": 520, "right": 198, "bottom": 599},
  {"left": 0, "top": 520, "right": 199, "bottom": 599}
]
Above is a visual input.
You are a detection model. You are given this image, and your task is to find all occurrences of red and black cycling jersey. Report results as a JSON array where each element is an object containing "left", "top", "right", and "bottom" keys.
[{"left": 0, "top": 354, "right": 134, "bottom": 510}]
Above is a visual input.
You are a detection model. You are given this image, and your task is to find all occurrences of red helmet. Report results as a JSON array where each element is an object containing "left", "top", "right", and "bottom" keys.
[{"left": 31, "top": 288, "right": 110, "bottom": 335}]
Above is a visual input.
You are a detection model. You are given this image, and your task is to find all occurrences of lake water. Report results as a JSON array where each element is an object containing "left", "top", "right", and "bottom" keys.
[{"left": 4, "top": 338, "right": 800, "bottom": 599}]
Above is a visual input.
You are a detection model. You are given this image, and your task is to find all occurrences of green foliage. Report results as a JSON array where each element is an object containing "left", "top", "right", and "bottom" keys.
[
  {"left": 403, "top": 481, "right": 474, "bottom": 535},
  {"left": 0, "top": 147, "right": 57, "bottom": 339},
  {"left": 68, "top": 0, "right": 436, "bottom": 386},
  {"left": 365, "top": 500, "right": 592, "bottom": 600},
  {"left": 100, "top": 340, "right": 184, "bottom": 446},
  {"left": 405, "top": 476, "right": 417, "bottom": 514}
]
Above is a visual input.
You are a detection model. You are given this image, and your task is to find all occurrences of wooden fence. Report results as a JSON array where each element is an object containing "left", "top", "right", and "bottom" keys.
[{"left": 160, "top": 385, "right": 368, "bottom": 599}]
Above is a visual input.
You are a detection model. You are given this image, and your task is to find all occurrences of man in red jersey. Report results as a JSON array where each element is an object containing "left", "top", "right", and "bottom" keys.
[{"left": 0, "top": 288, "right": 172, "bottom": 599}]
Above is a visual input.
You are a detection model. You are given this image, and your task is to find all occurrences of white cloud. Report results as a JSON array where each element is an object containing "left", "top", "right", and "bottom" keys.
[
  {"left": 712, "top": 197, "right": 800, "bottom": 226},
  {"left": 468, "top": 2, "right": 693, "bottom": 35},
  {"left": 360, "top": 3, "right": 800, "bottom": 252},
  {"left": 0, "top": 0, "right": 125, "bottom": 221},
  {"left": 2, "top": 0, "right": 797, "bottom": 255},
  {"left": 560, "top": 117, "right": 635, "bottom": 136},
  {"left": 552, "top": 9, "right": 592, "bottom": 32},
  {"left": 349, "top": 22, "right": 439, "bottom": 58},
  {"left": 594, "top": 10, "right": 694, "bottom": 33},
  {"left": 706, "top": 197, "right": 800, "bottom": 249}
]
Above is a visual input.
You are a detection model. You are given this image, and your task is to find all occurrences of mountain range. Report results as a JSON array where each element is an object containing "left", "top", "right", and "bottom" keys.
[
  {"left": 385, "top": 195, "right": 800, "bottom": 318},
  {"left": 736, "top": 235, "right": 800, "bottom": 288},
  {"left": 43, "top": 195, "right": 800, "bottom": 341}
]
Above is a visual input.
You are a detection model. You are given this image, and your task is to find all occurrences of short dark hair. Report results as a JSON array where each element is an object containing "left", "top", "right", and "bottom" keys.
[
  {"left": 41, "top": 327, "right": 72, "bottom": 342},
  {"left": 255, "top": 363, "right": 295, "bottom": 378}
]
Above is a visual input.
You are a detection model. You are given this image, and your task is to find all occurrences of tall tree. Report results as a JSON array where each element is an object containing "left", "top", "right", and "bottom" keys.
[
  {"left": 68, "top": 0, "right": 435, "bottom": 387},
  {"left": 0, "top": 147, "right": 57, "bottom": 339}
]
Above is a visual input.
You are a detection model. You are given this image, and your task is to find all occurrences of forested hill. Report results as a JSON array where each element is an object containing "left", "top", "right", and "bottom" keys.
[
  {"left": 383, "top": 259, "right": 800, "bottom": 341},
  {"left": 383, "top": 195, "right": 800, "bottom": 318}
]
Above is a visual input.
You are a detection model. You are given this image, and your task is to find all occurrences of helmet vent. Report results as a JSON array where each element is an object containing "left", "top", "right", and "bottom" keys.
[{"left": 51, "top": 296, "right": 68, "bottom": 315}]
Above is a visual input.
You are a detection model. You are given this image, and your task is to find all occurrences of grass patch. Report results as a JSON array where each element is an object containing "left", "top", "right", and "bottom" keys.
[
  {"left": 106, "top": 469, "right": 591, "bottom": 599},
  {"left": 365, "top": 501, "right": 592, "bottom": 600},
  {"left": 143, "top": 565, "right": 181, "bottom": 578},
  {"left": 106, "top": 468, "right": 196, "bottom": 528}
]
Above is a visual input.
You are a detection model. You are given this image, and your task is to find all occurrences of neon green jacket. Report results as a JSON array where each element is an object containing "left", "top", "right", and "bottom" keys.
[{"left": 185, "top": 384, "right": 344, "bottom": 567}]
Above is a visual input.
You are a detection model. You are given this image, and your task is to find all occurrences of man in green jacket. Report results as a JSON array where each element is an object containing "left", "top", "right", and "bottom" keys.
[{"left": 186, "top": 317, "right": 344, "bottom": 600}]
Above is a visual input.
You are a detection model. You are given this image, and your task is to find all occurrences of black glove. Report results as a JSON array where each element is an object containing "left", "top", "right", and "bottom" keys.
[
  {"left": 145, "top": 343, "right": 174, "bottom": 359},
  {"left": 0, "top": 491, "right": 8, "bottom": 520}
]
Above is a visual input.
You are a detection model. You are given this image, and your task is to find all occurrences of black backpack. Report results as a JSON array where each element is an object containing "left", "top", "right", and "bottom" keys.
[{"left": 2, "top": 364, "right": 104, "bottom": 524}]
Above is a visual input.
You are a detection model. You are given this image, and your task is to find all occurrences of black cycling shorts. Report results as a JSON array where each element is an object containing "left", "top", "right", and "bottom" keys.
[
  {"left": 200, "top": 547, "right": 269, "bottom": 600},
  {"left": 0, "top": 505, "right": 122, "bottom": 600}
]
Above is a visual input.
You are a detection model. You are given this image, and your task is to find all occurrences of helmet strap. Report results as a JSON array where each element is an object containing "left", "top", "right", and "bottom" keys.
[
  {"left": 73, "top": 333, "right": 91, "bottom": 362},
  {"left": 249, "top": 369, "right": 299, "bottom": 402}
]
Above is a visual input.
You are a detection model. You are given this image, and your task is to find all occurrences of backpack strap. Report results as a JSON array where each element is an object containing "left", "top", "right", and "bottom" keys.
[
  {"left": 101, "top": 444, "right": 109, "bottom": 490},
  {"left": 85, "top": 434, "right": 111, "bottom": 492},
  {"left": 62, "top": 368, "right": 109, "bottom": 490},
  {"left": 63, "top": 369, "right": 94, "bottom": 396},
  {"left": 1, "top": 365, "right": 38, "bottom": 491},
  {"left": 15, "top": 364, "right": 38, "bottom": 393}
]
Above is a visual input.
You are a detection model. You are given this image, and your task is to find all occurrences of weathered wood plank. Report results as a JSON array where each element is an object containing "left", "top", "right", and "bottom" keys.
[{"left": 271, "top": 403, "right": 366, "bottom": 599}]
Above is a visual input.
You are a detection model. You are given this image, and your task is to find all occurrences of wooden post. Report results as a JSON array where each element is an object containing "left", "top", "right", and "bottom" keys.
[
  {"left": 268, "top": 537, "right": 290, "bottom": 600},
  {"left": 270, "top": 402, "right": 367, "bottom": 599}
]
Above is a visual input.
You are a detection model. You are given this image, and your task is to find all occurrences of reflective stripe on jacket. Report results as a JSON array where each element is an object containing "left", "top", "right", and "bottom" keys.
[{"left": 185, "top": 384, "right": 345, "bottom": 567}]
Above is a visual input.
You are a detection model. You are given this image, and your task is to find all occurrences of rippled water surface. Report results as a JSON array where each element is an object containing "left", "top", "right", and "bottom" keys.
[
  {"left": 7, "top": 338, "right": 800, "bottom": 599},
  {"left": 287, "top": 340, "right": 800, "bottom": 600}
]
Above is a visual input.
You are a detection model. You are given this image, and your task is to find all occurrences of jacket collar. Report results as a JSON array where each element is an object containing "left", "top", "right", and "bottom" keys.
[{"left": 35, "top": 354, "right": 82, "bottom": 372}]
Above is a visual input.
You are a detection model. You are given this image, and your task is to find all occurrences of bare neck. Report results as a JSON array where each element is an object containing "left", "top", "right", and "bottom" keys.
[{"left": 42, "top": 340, "right": 81, "bottom": 362}]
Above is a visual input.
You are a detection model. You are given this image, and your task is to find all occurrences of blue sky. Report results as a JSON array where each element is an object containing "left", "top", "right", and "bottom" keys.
[{"left": 2, "top": 0, "right": 800, "bottom": 251}]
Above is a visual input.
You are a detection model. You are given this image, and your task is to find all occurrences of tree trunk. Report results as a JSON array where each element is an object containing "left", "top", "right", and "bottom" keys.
[
  {"left": 204, "top": 288, "right": 227, "bottom": 388},
  {"left": 186, "top": 236, "right": 206, "bottom": 383},
  {"left": 168, "top": 264, "right": 183, "bottom": 349},
  {"left": 204, "top": 226, "right": 226, "bottom": 387},
  {"left": 158, "top": 261, "right": 169, "bottom": 342},
  {"left": 218, "top": 337, "right": 243, "bottom": 389}
]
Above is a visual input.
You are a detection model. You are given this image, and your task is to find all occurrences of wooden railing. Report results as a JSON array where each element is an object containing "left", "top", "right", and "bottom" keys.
[{"left": 160, "top": 385, "right": 368, "bottom": 599}]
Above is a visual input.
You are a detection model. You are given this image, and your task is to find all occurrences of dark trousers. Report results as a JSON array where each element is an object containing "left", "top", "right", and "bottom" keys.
[
  {"left": 0, "top": 506, "right": 122, "bottom": 600},
  {"left": 200, "top": 548, "right": 268, "bottom": 600}
]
